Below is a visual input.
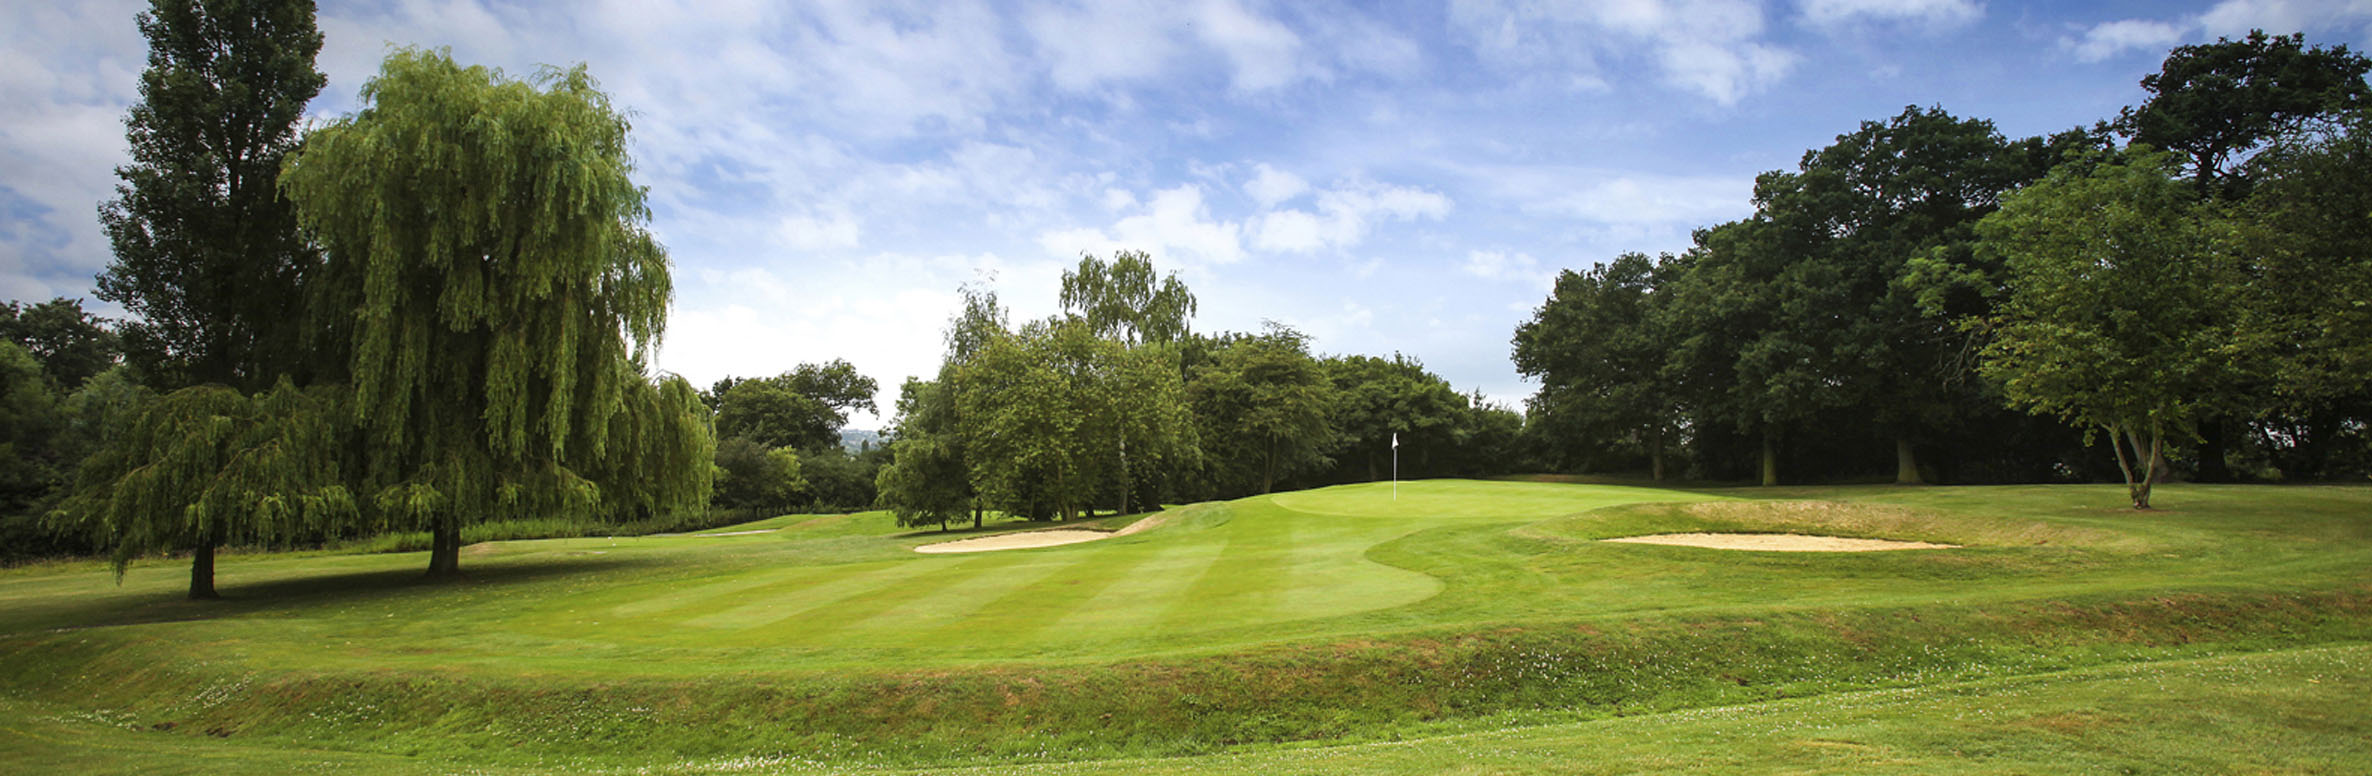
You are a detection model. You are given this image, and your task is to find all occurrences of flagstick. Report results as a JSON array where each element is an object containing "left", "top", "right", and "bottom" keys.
[{"left": 1391, "top": 432, "right": 1398, "bottom": 501}]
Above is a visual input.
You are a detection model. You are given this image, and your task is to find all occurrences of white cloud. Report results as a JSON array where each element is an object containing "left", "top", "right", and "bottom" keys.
[
  {"left": 1040, "top": 184, "right": 1246, "bottom": 265},
  {"left": 2065, "top": 19, "right": 2189, "bottom": 62},
  {"left": 1193, "top": 0, "right": 1309, "bottom": 92},
  {"left": 0, "top": 0, "right": 147, "bottom": 305},
  {"left": 1800, "top": 0, "right": 1983, "bottom": 30},
  {"left": 1244, "top": 163, "right": 1310, "bottom": 207},
  {"left": 1461, "top": 249, "right": 1541, "bottom": 282},
  {"left": 1027, "top": 0, "right": 1320, "bottom": 93},
  {"left": 1252, "top": 178, "right": 1452, "bottom": 254},
  {"left": 1448, "top": 0, "right": 1797, "bottom": 105},
  {"left": 2063, "top": 1, "right": 2372, "bottom": 63},
  {"left": 2199, "top": 0, "right": 2372, "bottom": 38}
]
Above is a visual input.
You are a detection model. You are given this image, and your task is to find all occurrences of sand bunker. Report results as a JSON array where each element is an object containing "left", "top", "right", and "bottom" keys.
[
  {"left": 916, "top": 514, "right": 1170, "bottom": 554},
  {"left": 1601, "top": 532, "right": 1957, "bottom": 552}
]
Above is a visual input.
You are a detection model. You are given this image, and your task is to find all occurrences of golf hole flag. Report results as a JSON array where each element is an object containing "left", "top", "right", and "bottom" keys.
[{"left": 1391, "top": 433, "right": 1399, "bottom": 499}]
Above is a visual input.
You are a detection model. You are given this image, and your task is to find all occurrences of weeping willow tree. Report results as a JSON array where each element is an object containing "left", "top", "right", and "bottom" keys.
[
  {"left": 281, "top": 49, "right": 709, "bottom": 577},
  {"left": 58, "top": 380, "right": 351, "bottom": 599}
]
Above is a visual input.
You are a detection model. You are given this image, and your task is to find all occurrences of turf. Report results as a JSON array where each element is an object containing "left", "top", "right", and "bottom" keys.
[{"left": 1, "top": 480, "right": 2368, "bottom": 772}]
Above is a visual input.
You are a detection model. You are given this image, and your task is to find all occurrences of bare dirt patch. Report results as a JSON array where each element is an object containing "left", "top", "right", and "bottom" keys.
[
  {"left": 915, "top": 513, "right": 1171, "bottom": 554},
  {"left": 1602, "top": 532, "right": 1957, "bottom": 552}
]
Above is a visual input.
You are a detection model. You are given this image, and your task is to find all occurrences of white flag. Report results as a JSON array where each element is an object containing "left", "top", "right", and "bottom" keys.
[{"left": 1391, "top": 432, "right": 1398, "bottom": 449}]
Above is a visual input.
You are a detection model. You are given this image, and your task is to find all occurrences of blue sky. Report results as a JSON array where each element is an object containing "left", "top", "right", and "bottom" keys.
[{"left": 5, "top": 0, "right": 2371, "bottom": 427}]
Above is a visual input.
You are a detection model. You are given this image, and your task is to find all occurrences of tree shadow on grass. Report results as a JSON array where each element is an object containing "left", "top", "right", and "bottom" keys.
[{"left": 11, "top": 553, "right": 656, "bottom": 635}]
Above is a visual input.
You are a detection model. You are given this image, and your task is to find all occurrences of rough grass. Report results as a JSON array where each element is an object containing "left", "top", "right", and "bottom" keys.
[{"left": 0, "top": 481, "right": 2367, "bottom": 773}]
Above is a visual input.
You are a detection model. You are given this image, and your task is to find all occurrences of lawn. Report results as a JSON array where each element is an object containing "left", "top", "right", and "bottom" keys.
[{"left": 2, "top": 480, "right": 2368, "bottom": 772}]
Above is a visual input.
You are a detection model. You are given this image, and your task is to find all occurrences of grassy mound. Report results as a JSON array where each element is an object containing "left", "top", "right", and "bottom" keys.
[{"left": 2, "top": 481, "right": 2368, "bottom": 772}]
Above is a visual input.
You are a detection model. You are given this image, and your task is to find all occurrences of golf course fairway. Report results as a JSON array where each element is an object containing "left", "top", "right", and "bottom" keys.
[{"left": 3, "top": 479, "right": 2369, "bottom": 773}]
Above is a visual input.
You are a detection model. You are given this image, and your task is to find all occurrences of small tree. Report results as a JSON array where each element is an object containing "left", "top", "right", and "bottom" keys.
[
  {"left": 58, "top": 380, "right": 351, "bottom": 598},
  {"left": 875, "top": 379, "right": 970, "bottom": 530},
  {"left": 1973, "top": 148, "right": 2246, "bottom": 509}
]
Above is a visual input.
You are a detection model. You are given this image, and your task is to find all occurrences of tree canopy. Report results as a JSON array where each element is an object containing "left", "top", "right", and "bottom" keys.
[
  {"left": 712, "top": 360, "right": 878, "bottom": 452},
  {"left": 2119, "top": 30, "right": 2372, "bottom": 197},
  {"left": 0, "top": 299, "right": 120, "bottom": 391},
  {"left": 1059, "top": 249, "right": 1197, "bottom": 347}
]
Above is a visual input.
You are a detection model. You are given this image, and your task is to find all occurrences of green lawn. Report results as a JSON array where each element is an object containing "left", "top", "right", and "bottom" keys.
[{"left": 2, "top": 480, "right": 2368, "bottom": 772}]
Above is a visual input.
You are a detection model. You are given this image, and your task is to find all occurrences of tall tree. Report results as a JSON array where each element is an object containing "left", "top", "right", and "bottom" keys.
[
  {"left": 1513, "top": 253, "right": 1682, "bottom": 479},
  {"left": 1059, "top": 250, "right": 1198, "bottom": 510},
  {"left": 1751, "top": 107, "right": 2093, "bottom": 483},
  {"left": 281, "top": 49, "right": 709, "bottom": 577},
  {"left": 1972, "top": 148, "right": 2246, "bottom": 509},
  {"left": 96, "top": 0, "right": 326, "bottom": 391},
  {"left": 2118, "top": 31, "right": 2372, "bottom": 479}
]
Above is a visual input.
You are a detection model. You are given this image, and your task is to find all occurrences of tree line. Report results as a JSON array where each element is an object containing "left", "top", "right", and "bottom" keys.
[
  {"left": 874, "top": 250, "right": 1525, "bottom": 531},
  {"left": 1514, "top": 31, "right": 2372, "bottom": 506},
  {"left": 0, "top": 0, "right": 1533, "bottom": 593},
  {"left": 0, "top": 1, "right": 712, "bottom": 595}
]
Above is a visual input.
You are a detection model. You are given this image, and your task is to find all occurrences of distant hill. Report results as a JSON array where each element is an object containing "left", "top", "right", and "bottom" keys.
[{"left": 839, "top": 428, "right": 881, "bottom": 453}]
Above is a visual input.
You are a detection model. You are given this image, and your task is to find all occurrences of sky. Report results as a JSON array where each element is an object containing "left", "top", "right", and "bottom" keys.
[{"left": 6, "top": 0, "right": 2372, "bottom": 428}]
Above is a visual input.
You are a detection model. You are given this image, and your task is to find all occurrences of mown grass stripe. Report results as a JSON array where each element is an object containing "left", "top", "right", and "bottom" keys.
[
  {"left": 1049, "top": 530, "right": 1235, "bottom": 643},
  {"left": 736, "top": 553, "right": 1014, "bottom": 645},
  {"left": 848, "top": 543, "right": 1118, "bottom": 642},
  {"left": 677, "top": 556, "right": 966, "bottom": 631}
]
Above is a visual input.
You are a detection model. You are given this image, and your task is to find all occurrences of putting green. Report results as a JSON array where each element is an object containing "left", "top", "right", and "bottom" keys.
[{"left": 501, "top": 480, "right": 1685, "bottom": 663}]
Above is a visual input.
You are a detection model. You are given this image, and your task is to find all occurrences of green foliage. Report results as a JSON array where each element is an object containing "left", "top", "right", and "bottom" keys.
[
  {"left": 1514, "top": 252, "right": 1683, "bottom": 477},
  {"left": 0, "top": 344, "right": 64, "bottom": 518},
  {"left": 1973, "top": 148, "right": 2249, "bottom": 507},
  {"left": 2119, "top": 30, "right": 2372, "bottom": 196},
  {"left": 791, "top": 444, "right": 882, "bottom": 512},
  {"left": 281, "top": 49, "right": 706, "bottom": 575},
  {"left": 875, "top": 378, "right": 971, "bottom": 529},
  {"left": 1059, "top": 249, "right": 1197, "bottom": 346},
  {"left": 5, "top": 481, "right": 2372, "bottom": 771},
  {"left": 1187, "top": 325, "right": 1334, "bottom": 496},
  {"left": 711, "top": 360, "right": 878, "bottom": 451},
  {"left": 0, "top": 299, "right": 120, "bottom": 391},
  {"left": 56, "top": 379, "right": 352, "bottom": 590},
  {"left": 96, "top": 0, "right": 325, "bottom": 391},
  {"left": 2240, "top": 110, "right": 2372, "bottom": 408},
  {"left": 711, "top": 437, "right": 802, "bottom": 511},
  {"left": 1323, "top": 352, "right": 1467, "bottom": 481},
  {"left": 956, "top": 320, "right": 1176, "bottom": 519}
]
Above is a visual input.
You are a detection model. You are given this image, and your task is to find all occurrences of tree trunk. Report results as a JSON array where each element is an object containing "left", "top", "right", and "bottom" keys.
[
  {"left": 1895, "top": 437, "right": 1922, "bottom": 485},
  {"left": 2194, "top": 417, "right": 2232, "bottom": 482},
  {"left": 1117, "top": 438, "right": 1131, "bottom": 516},
  {"left": 1262, "top": 436, "right": 1277, "bottom": 494},
  {"left": 425, "top": 518, "right": 463, "bottom": 579},
  {"left": 1759, "top": 432, "right": 1778, "bottom": 487},
  {"left": 2113, "top": 423, "right": 2161, "bottom": 510},
  {"left": 973, "top": 503, "right": 982, "bottom": 529},
  {"left": 188, "top": 536, "right": 219, "bottom": 600},
  {"left": 1649, "top": 426, "right": 1665, "bottom": 482}
]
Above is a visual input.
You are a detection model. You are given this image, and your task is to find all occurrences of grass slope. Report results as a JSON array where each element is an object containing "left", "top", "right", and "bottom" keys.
[{"left": 1, "top": 480, "right": 2368, "bottom": 772}]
